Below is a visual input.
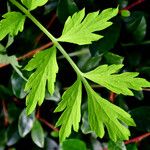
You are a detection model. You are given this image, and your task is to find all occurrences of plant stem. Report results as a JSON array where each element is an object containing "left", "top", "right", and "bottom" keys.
[{"left": 9, "top": 0, "right": 83, "bottom": 77}]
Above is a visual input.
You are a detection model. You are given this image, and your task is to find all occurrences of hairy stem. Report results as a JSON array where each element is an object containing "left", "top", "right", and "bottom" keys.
[{"left": 9, "top": 0, "right": 83, "bottom": 77}]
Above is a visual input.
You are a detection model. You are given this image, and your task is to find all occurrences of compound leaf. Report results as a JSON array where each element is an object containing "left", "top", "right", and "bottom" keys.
[
  {"left": 85, "top": 84, "right": 135, "bottom": 141},
  {"left": 24, "top": 46, "right": 58, "bottom": 115},
  {"left": 21, "top": 0, "right": 48, "bottom": 11},
  {"left": 54, "top": 78, "right": 82, "bottom": 142},
  {"left": 58, "top": 7, "right": 118, "bottom": 45},
  {"left": 0, "top": 12, "right": 25, "bottom": 40},
  {"left": 84, "top": 64, "right": 150, "bottom": 96}
]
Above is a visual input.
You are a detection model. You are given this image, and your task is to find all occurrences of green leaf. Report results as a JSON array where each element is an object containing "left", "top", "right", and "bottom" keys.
[
  {"left": 31, "top": 120, "right": 45, "bottom": 148},
  {"left": 24, "top": 46, "right": 58, "bottom": 115},
  {"left": 57, "top": 0, "right": 78, "bottom": 23},
  {"left": 18, "top": 109, "right": 35, "bottom": 137},
  {"left": 7, "top": 122, "right": 21, "bottom": 146},
  {"left": 21, "top": 0, "right": 48, "bottom": 11},
  {"left": 108, "top": 140, "right": 126, "bottom": 150},
  {"left": 0, "top": 129, "right": 7, "bottom": 146},
  {"left": 104, "top": 52, "right": 124, "bottom": 65},
  {"left": 84, "top": 64, "right": 150, "bottom": 96},
  {"left": 11, "top": 71, "right": 27, "bottom": 99},
  {"left": 124, "top": 12, "right": 146, "bottom": 42},
  {"left": 81, "top": 111, "right": 92, "bottom": 134},
  {"left": 121, "top": 10, "right": 131, "bottom": 17},
  {"left": 54, "top": 78, "right": 82, "bottom": 142},
  {"left": 0, "top": 54, "right": 27, "bottom": 81},
  {"left": 130, "top": 107, "right": 150, "bottom": 131},
  {"left": 0, "top": 12, "right": 25, "bottom": 40},
  {"left": 85, "top": 85, "right": 135, "bottom": 141},
  {"left": 58, "top": 7, "right": 118, "bottom": 45},
  {"left": 0, "top": 44, "right": 5, "bottom": 52},
  {"left": 126, "top": 143, "right": 138, "bottom": 150},
  {"left": 61, "top": 139, "right": 86, "bottom": 150}
]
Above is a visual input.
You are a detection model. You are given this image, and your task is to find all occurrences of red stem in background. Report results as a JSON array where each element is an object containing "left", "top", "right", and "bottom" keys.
[
  {"left": 125, "top": 132, "right": 150, "bottom": 144},
  {"left": 109, "top": 92, "right": 116, "bottom": 103},
  {"left": 2, "top": 100, "right": 9, "bottom": 126},
  {"left": 123, "top": 0, "right": 145, "bottom": 10},
  {"left": 36, "top": 108, "right": 59, "bottom": 132},
  {"left": 0, "top": 42, "right": 53, "bottom": 68}
]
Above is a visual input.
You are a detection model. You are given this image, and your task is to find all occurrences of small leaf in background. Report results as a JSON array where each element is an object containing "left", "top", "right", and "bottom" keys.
[
  {"left": 121, "top": 10, "right": 131, "bottom": 17},
  {"left": 108, "top": 140, "right": 126, "bottom": 150},
  {"left": 0, "top": 12, "right": 26, "bottom": 40},
  {"left": 45, "top": 82, "right": 61, "bottom": 102},
  {"left": 8, "top": 103, "right": 21, "bottom": 123},
  {"left": 50, "top": 131, "right": 59, "bottom": 138},
  {"left": 57, "top": 0, "right": 78, "bottom": 23},
  {"left": 61, "top": 139, "right": 86, "bottom": 150},
  {"left": 0, "top": 129, "right": 7, "bottom": 147},
  {"left": 44, "top": 1, "right": 58, "bottom": 15},
  {"left": 21, "top": 0, "right": 48, "bottom": 11},
  {"left": 133, "top": 91, "right": 144, "bottom": 101},
  {"left": 90, "top": 20, "right": 121, "bottom": 55},
  {"left": 45, "top": 138, "right": 59, "bottom": 150},
  {"left": 24, "top": 46, "right": 58, "bottom": 115},
  {"left": 104, "top": 52, "right": 124, "bottom": 65},
  {"left": 18, "top": 109, "right": 35, "bottom": 137},
  {"left": 0, "top": 146, "right": 5, "bottom": 150},
  {"left": 31, "top": 120, "right": 45, "bottom": 148},
  {"left": 0, "top": 44, "right": 5, "bottom": 53},
  {"left": 0, "top": 54, "right": 27, "bottom": 81},
  {"left": 84, "top": 64, "right": 150, "bottom": 96},
  {"left": 58, "top": 7, "right": 118, "bottom": 45},
  {"left": 126, "top": 143, "right": 138, "bottom": 150},
  {"left": 81, "top": 55, "right": 102, "bottom": 72},
  {"left": 7, "top": 122, "right": 21, "bottom": 146},
  {"left": 0, "top": 85, "right": 12, "bottom": 99},
  {"left": 130, "top": 107, "right": 150, "bottom": 131},
  {"left": 11, "top": 71, "right": 27, "bottom": 99},
  {"left": 124, "top": 12, "right": 146, "bottom": 42},
  {"left": 54, "top": 78, "right": 82, "bottom": 142},
  {"left": 85, "top": 84, "right": 135, "bottom": 141},
  {"left": 81, "top": 111, "right": 92, "bottom": 134},
  {"left": 5, "top": 35, "right": 14, "bottom": 49}
]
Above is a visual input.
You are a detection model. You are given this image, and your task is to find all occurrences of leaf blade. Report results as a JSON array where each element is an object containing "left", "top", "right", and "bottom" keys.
[
  {"left": 54, "top": 78, "right": 82, "bottom": 142},
  {"left": 31, "top": 120, "right": 45, "bottom": 148},
  {"left": 0, "top": 12, "right": 25, "bottom": 40},
  {"left": 84, "top": 64, "right": 150, "bottom": 96},
  {"left": 58, "top": 7, "right": 118, "bottom": 45},
  {"left": 24, "top": 46, "right": 58, "bottom": 115},
  {"left": 21, "top": 0, "right": 48, "bottom": 11},
  {"left": 85, "top": 85, "right": 135, "bottom": 141}
]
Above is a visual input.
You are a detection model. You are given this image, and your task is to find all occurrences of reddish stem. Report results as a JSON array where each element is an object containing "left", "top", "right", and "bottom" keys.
[
  {"left": 123, "top": 0, "right": 145, "bottom": 10},
  {"left": 0, "top": 42, "right": 53, "bottom": 68},
  {"left": 125, "top": 132, "right": 150, "bottom": 144},
  {"left": 36, "top": 108, "right": 59, "bottom": 132},
  {"left": 2, "top": 100, "right": 9, "bottom": 126},
  {"left": 109, "top": 92, "right": 116, "bottom": 103},
  {"left": 38, "top": 117, "right": 59, "bottom": 132}
]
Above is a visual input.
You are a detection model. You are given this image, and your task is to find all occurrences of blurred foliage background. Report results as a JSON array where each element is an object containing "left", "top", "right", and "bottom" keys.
[{"left": 0, "top": 0, "right": 150, "bottom": 149}]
